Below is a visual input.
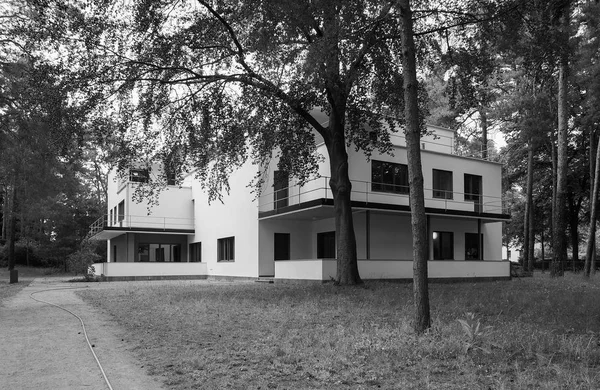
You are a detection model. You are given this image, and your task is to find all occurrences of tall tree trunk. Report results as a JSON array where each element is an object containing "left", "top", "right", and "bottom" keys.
[
  {"left": 523, "top": 143, "right": 534, "bottom": 270},
  {"left": 584, "top": 135, "right": 600, "bottom": 277},
  {"left": 7, "top": 183, "right": 17, "bottom": 271},
  {"left": 552, "top": 4, "right": 569, "bottom": 277},
  {"left": 590, "top": 129, "right": 596, "bottom": 272},
  {"left": 541, "top": 228, "right": 546, "bottom": 273},
  {"left": 480, "top": 108, "right": 488, "bottom": 160},
  {"left": 1, "top": 186, "right": 7, "bottom": 242},
  {"left": 325, "top": 113, "right": 361, "bottom": 285},
  {"left": 399, "top": 0, "right": 430, "bottom": 333},
  {"left": 567, "top": 191, "right": 582, "bottom": 271}
]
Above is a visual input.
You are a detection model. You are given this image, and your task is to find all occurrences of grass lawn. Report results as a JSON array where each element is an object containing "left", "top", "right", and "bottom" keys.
[{"left": 78, "top": 273, "right": 600, "bottom": 389}]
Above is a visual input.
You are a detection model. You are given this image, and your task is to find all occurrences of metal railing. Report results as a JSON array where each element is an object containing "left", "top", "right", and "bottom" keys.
[
  {"left": 88, "top": 214, "right": 195, "bottom": 238},
  {"left": 259, "top": 176, "right": 510, "bottom": 215}
]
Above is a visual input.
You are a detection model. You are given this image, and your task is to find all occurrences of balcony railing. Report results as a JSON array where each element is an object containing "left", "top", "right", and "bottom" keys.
[
  {"left": 259, "top": 176, "right": 509, "bottom": 216},
  {"left": 88, "top": 214, "right": 195, "bottom": 238}
]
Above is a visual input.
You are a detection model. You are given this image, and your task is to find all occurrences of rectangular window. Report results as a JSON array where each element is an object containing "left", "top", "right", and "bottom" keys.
[
  {"left": 273, "top": 170, "right": 289, "bottom": 209},
  {"left": 371, "top": 160, "right": 409, "bottom": 194},
  {"left": 464, "top": 174, "right": 482, "bottom": 202},
  {"left": 138, "top": 244, "right": 150, "bottom": 262},
  {"left": 433, "top": 231, "right": 454, "bottom": 260},
  {"left": 274, "top": 233, "right": 291, "bottom": 260},
  {"left": 317, "top": 231, "right": 336, "bottom": 259},
  {"left": 113, "top": 245, "right": 117, "bottom": 263},
  {"left": 465, "top": 233, "right": 483, "bottom": 260},
  {"left": 217, "top": 237, "right": 235, "bottom": 261},
  {"left": 118, "top": 200, "right": 125, "bottom": 222},
  {"left": 109, "top": 209, "right": 113, "bottom": 226},
  {"left": 433, "top": 169, "right": 453, "bottom": 199},
  {"left": 189, "top": 242, "right": 202, "bottom": 262},
  {"left": 130, "top": 168, "right": 150, "bottom": 183},
  {"left": 137, "top": 243, "right": 181, "bottom": 262}
]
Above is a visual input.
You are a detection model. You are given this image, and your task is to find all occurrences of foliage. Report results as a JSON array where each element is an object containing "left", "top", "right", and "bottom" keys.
[
  {"left": 457, "top": 312, "right": 496, "bottom": 354},
  {"left": 66, "top": 240, "right": 102, "bottom": 279}
]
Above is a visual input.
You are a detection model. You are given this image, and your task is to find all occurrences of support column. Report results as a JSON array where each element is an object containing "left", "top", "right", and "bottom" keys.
[{"left": 366, "top": 210, "right": 371, "bottom": 260}]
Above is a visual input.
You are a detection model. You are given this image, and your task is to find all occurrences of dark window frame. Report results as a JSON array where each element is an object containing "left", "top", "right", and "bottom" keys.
[
  {"left": 464, "top": 174, "right": 482, "bottom": 202},
  {"left": 317, "top": 231, "right": 336, "bottom": 259},
  {"left": 433, "top": 169, "right": 453, "bottom": 199},
  {"left": 274, "top": 233, "right": 291, "bottom": 261},
  {"left": 371, "top": 160, "right": 409, "bottom": 194},
  {"left": 130, "top": 168, "right": 150, "bottom": 183},
  {"left": 190, "top": 242, "right": 202, "bottom": 262},
  {"left": 217, "top": 236, "right": 235, "bottom": 262},
  {"left": 433, "top": 231, "right": 454, "bottom": 260},
  {"left": 465, "top": 233, "right": 484, "bottom": 260},
  {"left": 273, "top": 170, "right": 289, "bottom": 209}
]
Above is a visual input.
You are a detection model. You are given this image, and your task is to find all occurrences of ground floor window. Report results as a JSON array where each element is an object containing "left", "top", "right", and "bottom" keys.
[
  {"left": 433, "top": 231, "right": 454, "bottom": 260},
  {"left": 317, "top": 231, "right": 336, "bottom": 259},
  {"left": 274, "top": 233, "right": 291, "bottom": 260},
  {"left": 465, "top": 233, "right": 483, "bottom": 260},
  {"left": 137, "top": 243, "right": 182, "bottom": 262},
  {"left": 217, "top": 236, "right": 235, "bottom": 261},
  {"left": 189, "top": 242, "right": 201, "bottom": 262}
]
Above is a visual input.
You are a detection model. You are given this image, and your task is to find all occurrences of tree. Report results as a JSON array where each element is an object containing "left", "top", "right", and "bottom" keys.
[{"left": 399, "top": 0, "right": 429, "bottom": 333}]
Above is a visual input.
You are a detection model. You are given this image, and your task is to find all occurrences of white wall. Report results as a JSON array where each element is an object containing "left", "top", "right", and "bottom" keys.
[
  {"left": 274, "top": 259, "right": 509, "bottom": 280},
  {"left": 92, "top": 262, "right": 207, "bottom": 277},
  {"left": 190, "top": 159, "right": 260, "bottom": 278}
]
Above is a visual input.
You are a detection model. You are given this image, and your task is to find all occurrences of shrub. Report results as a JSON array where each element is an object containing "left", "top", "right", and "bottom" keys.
[{"left": 67, "top": 240, "right": 101, "bottom": 279}]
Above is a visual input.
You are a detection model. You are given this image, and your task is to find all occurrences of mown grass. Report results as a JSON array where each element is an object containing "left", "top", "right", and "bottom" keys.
[{"left": 78, "top": 274, "right": 600, "bottom": 389}]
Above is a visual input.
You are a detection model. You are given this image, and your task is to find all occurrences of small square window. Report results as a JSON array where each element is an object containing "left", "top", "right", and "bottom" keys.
[{"left": 217, "top": 237, "right": 235, "bottom": 261}]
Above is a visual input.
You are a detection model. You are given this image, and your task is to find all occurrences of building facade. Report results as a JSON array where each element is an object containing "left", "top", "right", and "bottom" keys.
[{"left": 90, "top": 123, "right": 510, "bottom": 281}]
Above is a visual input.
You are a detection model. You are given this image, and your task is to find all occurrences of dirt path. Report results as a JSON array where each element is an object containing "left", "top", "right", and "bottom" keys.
[{"left": 0, "top": 277, "right": 165, "bottom": 390}]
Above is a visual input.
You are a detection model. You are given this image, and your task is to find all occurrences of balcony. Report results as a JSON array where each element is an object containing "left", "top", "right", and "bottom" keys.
[
  {"left": 88, "top": 214, "right": 195, "bottom": 240},
  {"left": 258, "top": 176, "right": 509, "bottom": 220}
]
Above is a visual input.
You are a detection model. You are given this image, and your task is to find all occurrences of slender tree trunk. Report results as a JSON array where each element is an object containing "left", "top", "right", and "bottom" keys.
[
  {"left": 552, "top": 5, "right": 569, "bottom": 277},
  {"left": 523, "top": 143, "right": 534, "bottom": 270},
  {"left": 541, "top": 228, "right": 545, "bottom": 273},
  {"left": 480, "top": 108, "right": 488, "bottom": 160},
  {"left": 1, "top": 185, "right": 7, "bottom": 242},
  {"left": 590, "top": 129, "right": 596, "bottom": 271},
  {"left": 7, "top": 183, "right": 17, "bottom": 271},
  {"left": 584, "top": 135, "right": 600, "bottom": 277},
  {"left": 399, "top": 0, "right": 430, "bottom": 333},
  {"left": 325, "top": 114, "right": 361, "bottom": 285}
]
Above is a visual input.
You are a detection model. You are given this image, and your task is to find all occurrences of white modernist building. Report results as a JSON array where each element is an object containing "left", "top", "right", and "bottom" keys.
[{"left": 90, "top": 123, "right": 510, "bottom": 281}]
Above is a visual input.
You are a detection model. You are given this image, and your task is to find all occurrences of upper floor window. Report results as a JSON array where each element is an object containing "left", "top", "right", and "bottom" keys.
[
  {"left": 130, "top": 168, "right": 150, "bottom": 183},
  {"left": 372, "top": 160, "right": 409, "bottom": 194},
  {"left": 274, "top": 170, "right": 289, "bottom": 209},
  {"left": 464, "top": 174, "right": 482, "bottom": 202},
  {"left": 433, "top": 169, "right": 453, "bottom": 199}
]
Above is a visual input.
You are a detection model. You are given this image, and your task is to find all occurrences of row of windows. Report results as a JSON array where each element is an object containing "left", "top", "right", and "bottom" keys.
[
  {"left": 129, "top": 168, "right": 176, "bottom": 185},
  {"left": 109, "top": 200, "right": 125, "bottom": 225},
  {"left": 272, "top": 162, "right": 482, "bottom": 210},
  {"left": 371, "top": 160, "right": 483, "bottom": 201},
  {"left": 186, "top": 231, "right": 483, "bottom": 262}
]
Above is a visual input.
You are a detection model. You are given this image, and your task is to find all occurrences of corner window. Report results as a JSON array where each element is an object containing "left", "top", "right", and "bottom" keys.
[
  {"left": 317, "top": 231, "right": 336, "bottom": 259},
  {"left": 130, "top": 168, "right": 150, "bottom": 183},
  {"left": 465, "top": 233, "right": 483, "bottom": 260},
  {"left": 433, "top": 231, "right": 454, "bottom": 260},
  {"left": 190, "top": 242, "right": 202, "bottom": 262},
  {"left": 274, "top": 233, "right": 291, "bottom": 260},
  {"left": 372, "top": 160, "right": 409, "bottom": 194},
  {"left": 433, "top": 169, "right": 453, "bottom": 199},
  {"left": 217, "top": 237, "right": 235, "bottom": 261}
]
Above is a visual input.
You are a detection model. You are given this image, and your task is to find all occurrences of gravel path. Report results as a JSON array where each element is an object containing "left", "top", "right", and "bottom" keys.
[{"left": 0, "top": 277, "right": 165, "bottom": 390}]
